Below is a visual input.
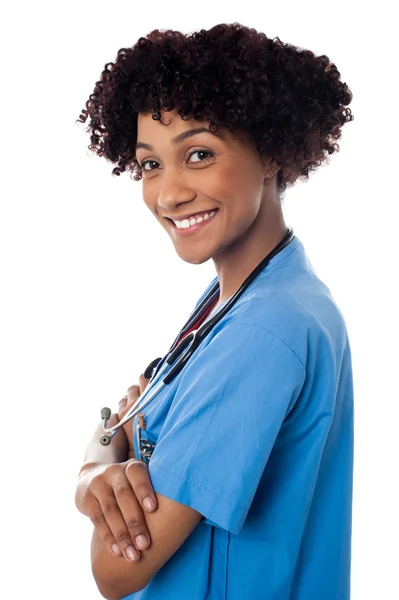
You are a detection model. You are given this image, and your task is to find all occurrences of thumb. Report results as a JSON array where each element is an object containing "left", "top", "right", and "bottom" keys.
[{"left": 138, "top": 373, "right": 151, "bottom": 395}]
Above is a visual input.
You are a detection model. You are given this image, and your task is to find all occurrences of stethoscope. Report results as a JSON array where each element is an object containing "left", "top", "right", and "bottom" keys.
[{"left": 99, "top": 227, "right": 296, "bottom": 457}]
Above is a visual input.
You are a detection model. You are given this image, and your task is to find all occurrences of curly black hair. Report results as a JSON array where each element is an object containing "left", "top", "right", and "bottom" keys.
[{"left": 76, "top": 22, "right": 354, "bottom": 200}]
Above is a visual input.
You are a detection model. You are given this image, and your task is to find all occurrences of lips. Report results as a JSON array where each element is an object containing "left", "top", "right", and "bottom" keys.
[{"left": 170, "top": 208, "right": 219, "bottom": 236}]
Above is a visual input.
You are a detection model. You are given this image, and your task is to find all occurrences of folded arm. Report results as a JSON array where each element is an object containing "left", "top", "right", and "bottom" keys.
[{"left": 91, "top": 492, "right": 202, "bottom": 599}]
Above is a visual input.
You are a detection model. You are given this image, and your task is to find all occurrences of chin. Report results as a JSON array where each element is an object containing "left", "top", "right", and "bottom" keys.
[{"left": 174, "top": 247, "right": 213, "bottom": 265}]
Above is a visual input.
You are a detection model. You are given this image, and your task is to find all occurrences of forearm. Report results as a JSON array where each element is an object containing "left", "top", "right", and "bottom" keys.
[
  {"left": 91, "top": 528, "right": 147, "bottom": 599},
  {"left": 79, "top": 413, "right": 129, "bottom": 475},
  {"left": 91, "top": 492, "right": 203, "bottom": 600}
]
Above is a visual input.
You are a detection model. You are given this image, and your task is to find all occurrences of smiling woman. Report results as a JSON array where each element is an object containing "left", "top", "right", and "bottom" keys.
[
  {"left": 133, "top": 105, "right": 290, "bottom": 272},
  {"left": 75, "top": 22, "right": 355, "bottom": 600}
]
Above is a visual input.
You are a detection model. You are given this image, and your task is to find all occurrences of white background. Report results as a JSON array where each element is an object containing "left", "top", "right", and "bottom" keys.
[{"left": 1, "top": 1, "right": 398, "bottom": 598}]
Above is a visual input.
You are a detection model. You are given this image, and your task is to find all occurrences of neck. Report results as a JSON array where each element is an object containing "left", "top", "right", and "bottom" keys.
[{"left": 212, "top": 200, "right": 287, "bottom": 304}]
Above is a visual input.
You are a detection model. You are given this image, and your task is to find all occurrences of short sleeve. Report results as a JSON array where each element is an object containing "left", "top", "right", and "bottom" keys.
[{"left": 148, "top": 321, "right": 306, "bottom": 535}]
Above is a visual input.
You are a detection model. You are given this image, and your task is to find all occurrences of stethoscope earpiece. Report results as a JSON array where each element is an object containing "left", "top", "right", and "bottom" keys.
[{"left": 144, "top": 357, "right": 163, "bottom": 379}]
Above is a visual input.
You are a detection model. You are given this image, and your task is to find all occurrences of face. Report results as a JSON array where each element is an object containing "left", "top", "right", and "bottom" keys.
[{"left": 135, "top": 108, "right": 278, "bottom": 265}]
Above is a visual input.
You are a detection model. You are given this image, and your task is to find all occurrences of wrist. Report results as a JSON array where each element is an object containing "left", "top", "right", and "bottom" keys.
[
  {"left": 75, "top": 462, "right": 110, "bottom": 515},
  {"left": 82, "top": 417, "right": 129, "bottom": 470},
  {"left": 78, "top": 461, "right": 101, "bottom": 478}
]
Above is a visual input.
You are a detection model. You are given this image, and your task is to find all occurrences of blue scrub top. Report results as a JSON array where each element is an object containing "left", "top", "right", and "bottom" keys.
[{"left": 124, "top": 235, "right": 354, "bottom": 600}]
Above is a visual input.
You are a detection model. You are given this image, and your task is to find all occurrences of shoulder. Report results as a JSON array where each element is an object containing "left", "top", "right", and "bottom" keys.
[
  {"left": 193, "top": 237, "right": 350, "bottom": 368},
  {"left": 228, "top": 275, "right": 349, "bottom": 370}
]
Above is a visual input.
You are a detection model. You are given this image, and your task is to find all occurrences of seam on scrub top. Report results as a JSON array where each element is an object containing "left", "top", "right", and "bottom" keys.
[
  {"left": 263, "top": 236, "right": 301, "bottom": 274},
  {"left": 150, "top": 459, "right": 249, "bottom": 512},
  {"left": 235, "top": 321, "right": 306, "bottom": 370}
]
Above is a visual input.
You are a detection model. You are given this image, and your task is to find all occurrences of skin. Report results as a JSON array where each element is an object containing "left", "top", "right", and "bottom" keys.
[
  {"left": 77, "top": 108, "right": 289, "bottom": 598},
  {"left": 77, "top": 381, "right": 203, "bottom": 598},
  {"left": 136, "top": 107, "right": 288, "bottom": 305}
]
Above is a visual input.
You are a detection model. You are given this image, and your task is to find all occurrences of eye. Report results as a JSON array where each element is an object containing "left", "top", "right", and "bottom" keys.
[{"left": 139, "top": 149, "right": 215, "bottom": 172}]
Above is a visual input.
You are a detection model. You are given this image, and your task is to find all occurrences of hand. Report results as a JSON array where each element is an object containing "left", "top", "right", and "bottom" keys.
[
  {"left": 118, "top": 373, "right": 151, "bottom": 459},
  {"left": 76, "top": 457, "right": 158, "bottom": 562}
]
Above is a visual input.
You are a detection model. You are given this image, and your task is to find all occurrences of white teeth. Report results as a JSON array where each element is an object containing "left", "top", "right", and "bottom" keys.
[{"left": 175, "top": 211, "right": 216, "bottom": 229}]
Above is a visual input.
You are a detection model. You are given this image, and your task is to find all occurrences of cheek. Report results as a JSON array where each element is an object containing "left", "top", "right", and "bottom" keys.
[
  {"left": 205, "top": 167, "right": 239, "bottom": 198},
  {"left": 207, "top": 162, "right": 257, "bottom": 202},
  {"left": 141, "top": 192, "right": 157, "bottom": 216}
]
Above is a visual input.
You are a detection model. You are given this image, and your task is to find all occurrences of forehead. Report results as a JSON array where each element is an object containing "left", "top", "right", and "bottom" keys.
[
  {"left": 136, "top": 108, "right": 249, "bottom": 151},
  {"left": 137, "top": 109, "right": 221, "bottom": 144},
  {"left": 138, "top": 108, "right": 208, "bottom": 133}
]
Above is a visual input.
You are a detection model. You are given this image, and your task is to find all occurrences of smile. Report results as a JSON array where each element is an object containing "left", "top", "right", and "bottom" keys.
[{"left": 169, "top": 210, "right": 219, "bottom": 236}]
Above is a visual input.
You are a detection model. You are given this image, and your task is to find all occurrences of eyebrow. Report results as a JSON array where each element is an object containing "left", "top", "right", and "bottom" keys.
[{"left": 135, "top": 127, "right": 222, "bottom": 152}]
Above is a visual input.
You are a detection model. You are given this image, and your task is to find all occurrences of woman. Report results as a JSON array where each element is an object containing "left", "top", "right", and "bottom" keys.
[{"left": 75, "top": 23, "right": 355, "bottom": 600}]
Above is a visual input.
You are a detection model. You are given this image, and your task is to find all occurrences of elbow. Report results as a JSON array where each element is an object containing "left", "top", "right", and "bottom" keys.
[
  {"left": 90, "top": 528, "right": 151, "bottom": 598},
  {"left": 91, "top": 561, "right": 148, "bottom": 600},
  {"left": 91, "top": 563, "right": 117, "bottom": 600}
]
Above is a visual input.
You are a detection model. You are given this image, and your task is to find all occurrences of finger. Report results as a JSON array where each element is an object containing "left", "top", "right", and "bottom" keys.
[
  {"left": 95, "top": 480, "right": 141, "bottom": 562},
  {"left": 119, "top": 394, "right": 128, "bottom": 405},
  {"left": 119, "top": 387, "right": 139, "bottom": 421},
  {"left": 125, "top": 458, "right": 157, "bottom": 513},
  {"left": 138, "top": 373, "right": 151, "bottom": 395},
  {"left": 118, "top": 395, "right": 128, "bottom": 415},
  {"left": 87, "top": 494, "right": 126, "bottom": 559},
  {"left": 103, "top": 464, "right": 154, "bottom": 556},
  {"left": 115, "top": 473, "right": 152, "bottom": 552},
  {"left": 127, "top": 384, "right": 140, "bottom": 402}
]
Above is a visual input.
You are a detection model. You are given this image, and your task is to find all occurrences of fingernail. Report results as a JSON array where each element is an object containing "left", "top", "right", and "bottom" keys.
[
  {"left": 126, "top": 546, "right": 139, "bottom": 561},
  {"left": 112, "top": 544, "right": 121, "bottom": 555},
  {"left": 135, "top": 535, "right": 148, "bottom": 549},
  {"left": 143, "top": 496, "right": 156, "bottom": 511}
]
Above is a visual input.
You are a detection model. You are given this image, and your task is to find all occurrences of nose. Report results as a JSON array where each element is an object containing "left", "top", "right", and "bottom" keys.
[{"left": 156, "top": 170, "right": 196, "bottom": 213}]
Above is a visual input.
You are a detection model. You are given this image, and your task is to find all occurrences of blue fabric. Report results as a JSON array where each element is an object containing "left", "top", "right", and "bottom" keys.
[{"left": 124, "top": 236, "right": 354, "bottom": 599}]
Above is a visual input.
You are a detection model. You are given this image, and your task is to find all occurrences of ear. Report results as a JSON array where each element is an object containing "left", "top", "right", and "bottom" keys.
[{"left": 263, "top": 156, "right": 281, "bottom": 180}]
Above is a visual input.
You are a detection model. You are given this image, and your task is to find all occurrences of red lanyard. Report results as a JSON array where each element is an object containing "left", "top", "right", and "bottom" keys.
[{"left": 177, "top": 295, "right": 219, "bottom": 345}]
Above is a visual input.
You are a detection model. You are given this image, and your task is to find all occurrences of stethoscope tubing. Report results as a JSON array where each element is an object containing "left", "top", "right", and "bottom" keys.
[
  {"left": 152, "top": 227, "right": 295, "bottom": 383},
  {"left": 100, "top": 354, "right": 181, "bottom": 443},
  {"left": 100, "top": 227, "right": 295, "bottom": 445}
]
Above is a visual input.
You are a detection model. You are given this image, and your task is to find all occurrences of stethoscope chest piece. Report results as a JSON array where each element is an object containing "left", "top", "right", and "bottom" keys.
[{"left": 136, "top": 412, "right": 156, "bottom": 462}]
